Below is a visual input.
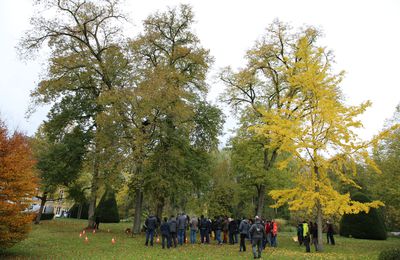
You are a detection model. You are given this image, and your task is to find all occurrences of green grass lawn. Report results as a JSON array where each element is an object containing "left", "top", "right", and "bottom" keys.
[{"left": 1, "top": 219, "right": 399, "bottom": 259}]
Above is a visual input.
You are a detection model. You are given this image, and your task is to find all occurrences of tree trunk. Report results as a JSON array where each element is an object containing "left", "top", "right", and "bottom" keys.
[
  {"left": 317, "top": 202, "right": 324, "bottom": 252},
  {"left": 314, "top": 165, "right": 324, "bottom": 252},
  {"left": 132, "top": 188, "right": 143, "bottom": 234},
  {"left": 77, "top": 204, "right": 83, "bottom": 219},
  {"left": 34, "top": 192, "right": 47, "bottom": 224},
  {"left": 256, "top": 184, "right": 266, "bottom": 217},
  {"left": 87, "top": 157, "right": 99, "bottom": 228},
  {"left": 156, "top": 197, "right": 164, "bottom": 220}
]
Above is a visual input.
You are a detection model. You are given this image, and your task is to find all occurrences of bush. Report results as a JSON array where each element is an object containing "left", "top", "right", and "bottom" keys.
[
  {"left": 39, "top": 213, "right": 55, "bottom": 220},
  {"left": 340, "top": 193, "right": 387, "bottom": 240},
  {"left": 95, "top": 188, "right": 120, "bottom": 223},
  {"left": 378, "top": 248, "right": 400, "bottom": 260},
  {"left": 69, "top": 203, "right": 89, "bottom": 219},
  {"left": 0, "top": 121, "right": 38, "bottom": 250}
]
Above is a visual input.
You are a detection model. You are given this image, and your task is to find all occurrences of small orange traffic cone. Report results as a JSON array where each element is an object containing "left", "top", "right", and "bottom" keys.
[
  {"left": 85, "top": 236, "right": 88, "bottom": 242},
  {"left": 79, "top": 233, "right": 82, "bottom": 238},
  {"left": 111, "top": 238, "right": 116, "bottom": 244}
]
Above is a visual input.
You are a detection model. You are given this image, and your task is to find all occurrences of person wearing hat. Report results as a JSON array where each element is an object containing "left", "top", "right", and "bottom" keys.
[{"left": 249, "top": 216, "right": 266, "bottom": 259}]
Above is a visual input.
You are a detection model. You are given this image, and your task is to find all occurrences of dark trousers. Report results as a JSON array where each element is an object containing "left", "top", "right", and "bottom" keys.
[
  {"left": 229, "top": 231, "right": 234, "bottom": 244},
  {"left": 240, "top": 233, "right": 247, "bottom": 251},
  {"left": 145, "top": 229, "right": 155, "bottom": 246},
  {"left": 200, "top": 229, "right": 209, "bottom": 243},
  {"left": 252, "top": 238, "right": 263, "bottom": 258},
  {"left": 327, "top": 232, "right": 335, "bottom": 245},
  {"left": 170, "top": 232, "right": 177, "bottom": 247},
  {"left": 312, "top": 237, "right": 318, "bottom": 251},
  {"left": 304, "top": 236, "right": 310, "bottom": 252},
  {"left": 162, "top": 234, "right": 170, "bottom": 249}
]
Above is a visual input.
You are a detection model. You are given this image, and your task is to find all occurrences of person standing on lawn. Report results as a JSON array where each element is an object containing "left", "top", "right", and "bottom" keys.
[
  {"left": 302, "top": 221, "right": 311, "bottom": 253},
  {"left": 189, "top": 215, "right": 199, "bottom": 244},
  {"left": 199, "top": 215, "right": 210, "bottom": 244},
  {"left": 239, "top": 217, "right": 250, "bottom": 252},
  {"left": 270, "top": 219, "right": 278, "bottom": 247},
  {"left": 326, "top": 221, "right": 335, "bottom": 245},
  {"left": 168, "top": 215, "right": 178, "bottom": 248},
  {"left": 145, "top": 214, "right": 158, "bottom": 246},
  {"left": 177, "top": 213, "right": 187, "bottom": 245},
  {"left": 311, "top": 222, "right": 319, "bottom": 251},
  {"left": 160, "top": 217, "right": 171, "bottom": 249},
  {"left": 249, "top": 216, "right": 266, "bottom": 259}
]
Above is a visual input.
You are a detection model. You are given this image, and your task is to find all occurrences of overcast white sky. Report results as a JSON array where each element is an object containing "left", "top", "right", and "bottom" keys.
[{"left": 0, "top": 0, "right": 399, "bottom": 145}]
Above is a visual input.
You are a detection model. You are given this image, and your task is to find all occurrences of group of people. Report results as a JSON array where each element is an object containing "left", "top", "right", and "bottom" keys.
[
  {"left": 297, "top": 221, "right": 336, "bottom": 253},
  {"left": 144, "top": 214, "right": 279, "bottom": 259}
]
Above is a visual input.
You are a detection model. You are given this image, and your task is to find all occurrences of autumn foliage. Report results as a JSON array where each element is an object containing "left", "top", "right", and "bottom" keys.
[{"left": 0, "top": 120, "right": 38, "bottom": 249}]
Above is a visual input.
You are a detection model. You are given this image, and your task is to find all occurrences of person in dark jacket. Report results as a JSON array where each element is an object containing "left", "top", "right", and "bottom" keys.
[
  {"left": 228, "top": 218, "right": 238, "bottom": 244},
  {"left": 168, "top": 215, "right": 178, "bottom": 248},
  {"left": 311, "top": 222, "right": 318, "bottom": 251},
  {"left": 326, "top": 221, "right": 335, "bottom": 245},
  {"left": 297, "top": 222, "right": 304, "bottom": 246},
  {"left": 199, "top": 215, "right": 210, "bottom": 244},
  {"left": 160, "top": 217, "right": 171, "bottom": 249},
  {"left": 215, "top": 216, "right": 223, "bottom": 245},
  {"left": 249, "top": 216, "right": 266, "bottom": 259},
  {"left": 145, "top": 215, "right": 158, "bottom": 246},
  {"left": 239, "top": 217, "right": 250, "bottom": 252}
]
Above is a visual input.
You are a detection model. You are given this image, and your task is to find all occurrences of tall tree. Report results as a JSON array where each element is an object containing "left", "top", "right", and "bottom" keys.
[
  {"left": 127, "top": 5, "right": 222, "bottom": 226},
  {"left": 255, "top": 25, "right": 385, "bottom": 251},
  {"left": 19, "top": 0, "right": 130, "bottom": 228},
  {"left": 31, "top": 126, "right": 87, "bottom": 224},
  {"left": 0, "top": 120, "right": 38, "bottom": 249},
  {"left": 221, "top": 20, "right": 312, "bottom": 216}
]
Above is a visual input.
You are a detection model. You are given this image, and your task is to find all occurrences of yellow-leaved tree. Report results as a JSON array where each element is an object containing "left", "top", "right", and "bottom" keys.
[{"left": 252, "top": 26, "right": 386, "bottom": 251}]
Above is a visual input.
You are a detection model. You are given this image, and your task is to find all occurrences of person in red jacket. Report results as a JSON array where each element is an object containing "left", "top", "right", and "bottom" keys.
[
  {"left": 270, "top": 219, "right": 278, "bottom": 247},
  {"left": 263, "top": 220, "right": 271, "bottom": 248}
]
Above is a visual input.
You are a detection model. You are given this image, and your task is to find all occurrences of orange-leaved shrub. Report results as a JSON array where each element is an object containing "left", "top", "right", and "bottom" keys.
[{"left": 0, "top": 120, "right": 38, "bottom": 249}]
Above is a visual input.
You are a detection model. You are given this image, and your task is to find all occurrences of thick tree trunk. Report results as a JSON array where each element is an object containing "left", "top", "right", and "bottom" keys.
[
  {"left": 34, "top": 192, "right": 47, "bottom": 224},
  {"left": 133, "top": 188, "right": 143, "bottom": 234},
  {"left": 256, "top": 185, "right": 266, "bottom": 217},
  {"left": 87, "top": 157, "right": 99, "bottom": 228},
  {"left": 155, "top": 197, "right": 164, "bottom": 220},
  {"left": 316, "top": 202, "right": 324, "bottom": 252},
  {"left": 77, "top": 204, "right": 83, "bottom": 219},
  {"left": 314, "top": 165, "right": 324, "bottom": 252}
]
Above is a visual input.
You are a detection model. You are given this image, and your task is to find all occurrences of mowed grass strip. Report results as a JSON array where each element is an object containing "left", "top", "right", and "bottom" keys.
[{"left": 1, "top": 219, "right": 399, "bottom": 259}]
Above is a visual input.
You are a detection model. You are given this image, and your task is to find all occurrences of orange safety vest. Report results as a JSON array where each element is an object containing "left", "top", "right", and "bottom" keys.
[{"left": 272, "top": 222, "right": 278, "bottom": 235}]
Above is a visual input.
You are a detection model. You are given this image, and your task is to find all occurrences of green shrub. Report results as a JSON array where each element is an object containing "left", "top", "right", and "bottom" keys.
[
  {"left": 378, "top": 248, "right": 400, "bottom": 260},
  {"left": 95, "top": 188, "right": 120, "bottom": 223},
  {"left": 340, "top": 193, "right": 387, "bottom": 240},
  {"left": 68, "top": 203, "right": 89, "bottom": 219}
]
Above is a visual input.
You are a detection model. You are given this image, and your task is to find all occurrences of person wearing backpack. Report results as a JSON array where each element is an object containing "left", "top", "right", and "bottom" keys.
[
  {"left": 239, "top": 217, "right": 250, "bottom": 252},
  {"left": 168, "top": 215, "right": 178, "bottom": 248},
  {"left": 199, "top": 215, "right": 210, "bottom": 244},
  {"left": 249, "top": 216, "right": 266, "bottom": 259}
]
